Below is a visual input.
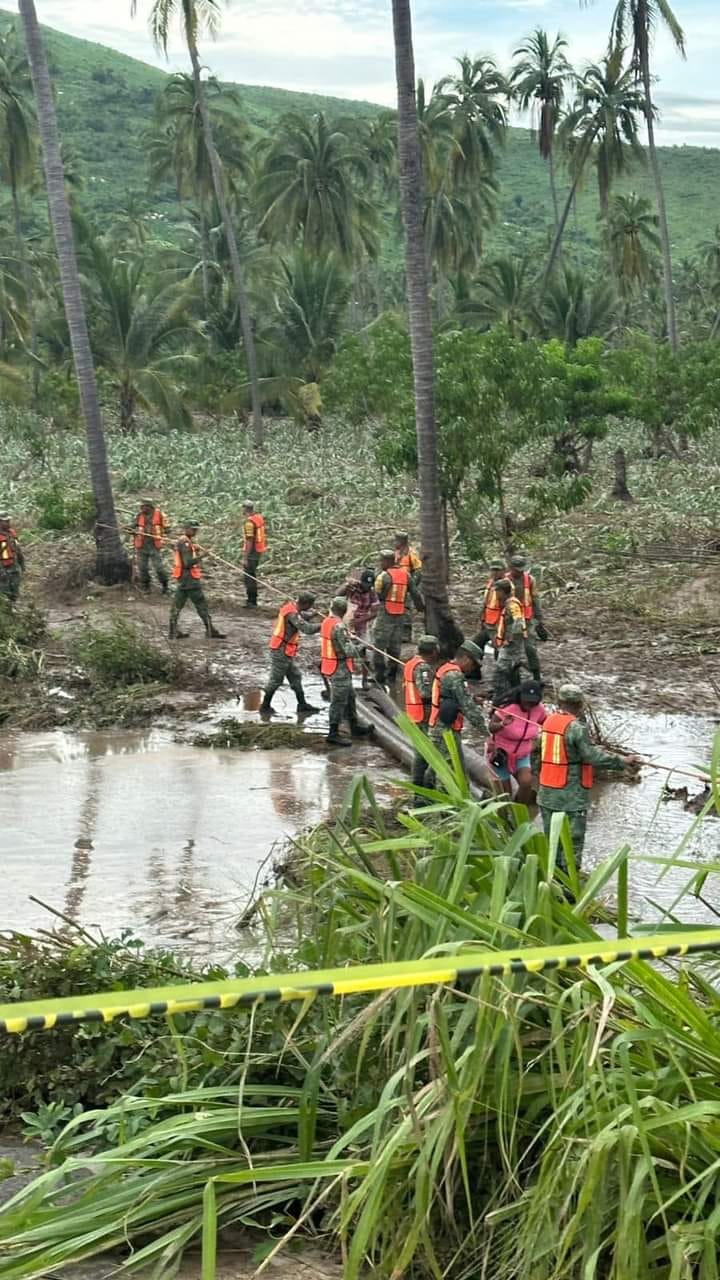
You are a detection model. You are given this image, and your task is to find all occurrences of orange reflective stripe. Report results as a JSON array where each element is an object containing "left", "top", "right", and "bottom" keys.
[
  {"left": 270, "top": 602, "right": 300, "bottom": 657},
  {"left": 320, "top": 617, "right": 354, "bottom": 676},
  {"left": 496, "top": 597, "right": 526, "bottom": 647},
  {"left": 136, "top": 510, "right": 166, "bottom": 550},
  {"left": 0, "top": 538, "right": 14, "bottom": 567},
  {"left": 539, "top": 713, "right": 593, "bottom": 790},
  {"left": 396, "top": 549, "right": 421, "bottom": 573},
  {"left": 244, "top": 514, "right": 267, "bottom": 554},
  {"left": 483, "top": 577, "right": 502, "bottom": 627},
  {"left": 384, "top": 567, "right": 409, "bottom": 616},
  {"left": 429, "top": 661, "right": 463, "bottom": 731},
  {"left": 507, "top": 570, "right": 534, "bottom": 620},
  {"left": 403, "top": 655, "right": 426, "bottom": 723}
]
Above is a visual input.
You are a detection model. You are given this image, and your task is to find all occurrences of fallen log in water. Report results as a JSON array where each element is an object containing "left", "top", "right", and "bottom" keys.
[{"left": 356, "top": 685, "right": 495, "bottom": 797}]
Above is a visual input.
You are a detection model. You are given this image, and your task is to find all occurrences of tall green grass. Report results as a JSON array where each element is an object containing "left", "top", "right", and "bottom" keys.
[{"left": 1, "top": 735, "right": 720, "bottom": 1279}]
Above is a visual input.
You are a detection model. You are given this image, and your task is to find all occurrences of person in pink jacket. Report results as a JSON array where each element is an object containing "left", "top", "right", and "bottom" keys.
[{"left": 487, "top": 680, "right": 547, "bottom": 804}]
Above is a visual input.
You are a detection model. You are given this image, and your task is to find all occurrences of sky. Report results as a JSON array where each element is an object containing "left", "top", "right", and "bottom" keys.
[{"left": 6, "top": 0, "right": 720, "bottom": 147}]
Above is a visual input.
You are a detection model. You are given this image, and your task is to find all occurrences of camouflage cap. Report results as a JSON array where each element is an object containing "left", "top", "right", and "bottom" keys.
[
  {"left": 489, "top": 558, "right": 505, "bottom": 571},
  {"left": 331, "top": 595, "right": 348, "bottom": 612},
  {"left": 141, "top": 498, "right": 155, "bottom": 507},
  {"left": 418, "top": 633, "right": 439, "bottom": 652},
  {"left": 380, "top": 548, "right": 395, "bottom": 560},
  {"left": 394, "top": 530, "right": 409, "bottom": 542},
  {"left": 510, "top": 554, "right": 527, "bottom": 569},
  {"left": 183, "top": 518, "right": 200, "bottom": 528},
  {"left": 0, "top": 513, "right": 9, "bottom": 522},
  {"left": 558, "top": 683, "right": 584, "bottom": 704},
  {"left": 458, "top": 640, "right": 484, "bottom": 666}
]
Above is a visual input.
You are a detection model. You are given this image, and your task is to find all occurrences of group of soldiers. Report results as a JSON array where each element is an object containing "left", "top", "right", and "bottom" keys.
[{"left": 2, "top": 502, "right": 640, "bottom": 867}]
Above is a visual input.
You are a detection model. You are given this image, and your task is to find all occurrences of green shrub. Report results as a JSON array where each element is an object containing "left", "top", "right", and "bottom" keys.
[
  {"left": 71, "top": 620, "right": 176, "bottom": 687},
  {"left": 0, "top": 596, "right": 46, "bottom": 645},
  {"left": 34, "top": 480, "right": 95, "bottom": 532}
]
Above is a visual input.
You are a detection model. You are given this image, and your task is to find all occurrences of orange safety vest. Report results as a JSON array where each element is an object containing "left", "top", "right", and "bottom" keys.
[
  {"left": 482, "top": 576, "right": 502, "bottom": 627},
  {"left": 429, "top": 661, "right": 463, "bottom": 732},
  {"left": 403, "top": 655, "right": 427, "bottom": 723},
  {"left": 507, "top": 570, "right": 535, "bottom": 621},
  {"left": 395, "top": 548, "right": 421, "bottom": 573},
  {"left": 495, "top": 597, "right": 526, "bottom": 647},
  {"left": 383, "top": 566, "right": 409, "bottom": 616},
  {"left": 539, "top": 713, "right": 593, "bottom": 790},
  {"left": 134, "top": 509, "right": 166, "bottom": 550},
  {"left": 244, "top": 514, "right": 267, "bottom": 555},
  {"left": 320, "top": 615, "right": 354, "bottom": 676},
  {"left": 172, "top": 537, "right": 201, "bottom": 581},
  {"left": 270, "top": 602, "right": 301, "bottom": 658},
  {"left": 0, "top": 533, "right": 16, "bottom": 567}
]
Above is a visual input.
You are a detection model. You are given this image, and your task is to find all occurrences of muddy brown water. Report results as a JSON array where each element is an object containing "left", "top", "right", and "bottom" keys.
[{"left": 2, "top": 679, "right": 720, "bottom": 956}]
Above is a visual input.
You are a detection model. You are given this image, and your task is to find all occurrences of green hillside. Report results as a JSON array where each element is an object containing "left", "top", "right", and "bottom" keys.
[{"left": 2, "top": 7, "right": 719, "bottom": 262}]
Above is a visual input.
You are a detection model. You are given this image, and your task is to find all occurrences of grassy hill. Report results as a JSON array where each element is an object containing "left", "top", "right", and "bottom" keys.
[{"left": 2, "top": 8, "right": 719, "bottom": 263}]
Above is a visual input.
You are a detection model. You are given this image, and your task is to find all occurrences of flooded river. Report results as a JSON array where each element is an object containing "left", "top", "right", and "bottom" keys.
[{"left": 2, "top": 696, "right": 719, "bottom": 957}]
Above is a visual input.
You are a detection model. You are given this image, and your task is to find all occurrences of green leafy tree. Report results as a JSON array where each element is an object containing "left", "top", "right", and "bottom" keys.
[
  {"left": 256, "top": 112, "right": 378, "bottom": 263},
  {"left": 131, "top": 0, "right": 264, "bottom": 446},
  {"left": 272, "top": 250, "right": 351, "bottom": 383},
  {"left": 610, "top": 0, "right": 685, "bottom": 352},
  {"left": 460, "top": 256, "right": 536, "bottom": 337},
  {"left": 541, "top": 266, "right": 617, "bottom": 346},
  {"left": 510, "top": 28, "right": 572, "bottom": 229},
  {"left": 17, "top": 0, "right": 128, "bottom": 582}
]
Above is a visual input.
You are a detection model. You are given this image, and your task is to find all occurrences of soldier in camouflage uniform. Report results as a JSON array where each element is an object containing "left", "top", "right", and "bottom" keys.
[
  {"left": 428, "top": 640, "right": 487, "bottom": 785},
  {"left": 538, "top": 684, "right": 641, "bottom": 870},
  {"left": 169, "top": 521, "right": 226, "bottom": 640},
  {"left": 373, "top": 550, "right": 424, "bottom": 688},
  {"left": 472, "top": 557, "right": 506, "bottom": 654},
  {"left": 260, "top": 592, "right": 321, "bottom": 717},
  {"left": 493, "top": 579, "right": 528, "bottom": 705},
  {"left": 322, "top": 597, "right": 373, "bottom": 747},
  {"left": 507, "top": 553, "right": 547, "bottom": 683},
  {"left": 133, "top": 500, "right": 169, "bottom": 594},
  {"left": 0, "top": 514, "right": 24, "bottom": 601},
  {"left": 394, "top": 531, "right": 422, "bottom": 643},
  {"left": 402, "top": 634, "right": 439, "bottom": 792}
]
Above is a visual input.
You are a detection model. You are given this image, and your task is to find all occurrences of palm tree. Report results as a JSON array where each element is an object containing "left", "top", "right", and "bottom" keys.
[
  {"left": 390, "top": 0, "right": 459, "bottom": 648},
  {"left": 255, "top": 113, "right": 378, "bottom": 263},
  {"left": 131, "top": 0, "right": 264, "bottom": 447},
  {"left": 541, "top": 266, "right": 617, "bottom": 346},
  {"left": 0, "top": 22, "right": 40, "bottom": 403},
  {"left": 607, "top": 191, "right": 659, "bottom": 293},
  {"left": 461, "top": 256, "right": 536, "bottom": 337},
  {"left": 17, "top": 0, "right": 128, "bottom": 582},
  {"left": 76, "top": 217, "right": 198, "bottom": 433},
  {"left": 436, "top": 54, "right": 508, "bottom": 184},
  {"left": 610, "top": 0, "right": 685, "bottom": 353},
  {"left": 273, "top": 250, "right": 351, "bottom": 384},
  {"left": 543, "top": 49, "right": 645, "bottom": 283},
  {"left": 510, "top": 29, "right": 572, "bottom": 228},
  {"left": 699, "top": 227, "right": 720, "bottom": 338},
  {"left": 147, "top": 71, "right": 249, "bottom": 306}
]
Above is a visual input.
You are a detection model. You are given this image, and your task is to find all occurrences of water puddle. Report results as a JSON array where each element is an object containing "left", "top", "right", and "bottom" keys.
[{"left": 1, "top": 724, "right": 394, "bottom": 959}]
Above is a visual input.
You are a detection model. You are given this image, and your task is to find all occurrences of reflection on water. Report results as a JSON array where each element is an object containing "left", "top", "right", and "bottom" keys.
[
  {"left": 586, "top": 709, "right": 720, "bottom": 922},
  {"left": 1, "top": 726, "right": 392, "bottom": 957}
]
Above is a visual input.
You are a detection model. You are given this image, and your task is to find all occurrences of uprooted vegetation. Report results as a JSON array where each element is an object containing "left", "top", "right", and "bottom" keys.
[
  {"left": 192, "top": 718, "right": 318, "bottom": 750},
  {"left": 70, "top": 620, "right": 178, "bottom": 688}
]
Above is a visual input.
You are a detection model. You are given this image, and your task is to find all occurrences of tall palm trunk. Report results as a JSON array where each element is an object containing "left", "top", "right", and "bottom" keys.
[
  {"left": 11, "top": 183, "right": 40, "bottom": 408},
  {"left": 542, "top": 135, "right": 594, "bottom": 287},
  {"left": 187, "top": 40, "right": 263, "bottom": 447},
  {"left": 639, "top": 43, "right": 679, "bottom": 352},
  {"left": 198, "top": 198, "right": 210, "bottom": 309},
  {"left": 18, "top": 0, "right": 128, "bottom": 582},
  {"left": 391, "top": 0, "right": 460, "bottom": 652},
  {"left": 548, "top": 149, "right": 560, "bottom": 229}
]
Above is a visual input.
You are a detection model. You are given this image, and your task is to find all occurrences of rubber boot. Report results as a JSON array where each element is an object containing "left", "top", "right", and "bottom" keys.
[
  {"left": 160, "top": 580, "right": 169, "bottom": 595},
  {"left": 349, "top": 717, "right": 374, "bottom": 738},
  {"left": 206, "top": 622, "right": 227, "bottom": 639},
  {"left": 169, "top": 621, "right": 189, "bottom": 640},
  {"left": 297, "top": 700, "right": 320, "bottom": 716},
  {"left": 259, "top": 695, "right": 275, "bottom": 718},
  {"left": 326, "top": 731, "right": 352, "bottom": 748}
]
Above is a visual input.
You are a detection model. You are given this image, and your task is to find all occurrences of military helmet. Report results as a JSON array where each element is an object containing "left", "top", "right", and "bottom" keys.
[
  {"left": 510, "top": 553, "right": 527, "bottom": 569},
  {"left": 458, "top": 639, "right": 484, "bottom": 667},
  {"left": 558, "top": 683, "right": 584, "bottom": 705}
]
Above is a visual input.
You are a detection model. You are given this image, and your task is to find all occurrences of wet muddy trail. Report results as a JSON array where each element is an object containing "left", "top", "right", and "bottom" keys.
[{"left": 3, "top": 592, "right": 720, "bottom": 953}]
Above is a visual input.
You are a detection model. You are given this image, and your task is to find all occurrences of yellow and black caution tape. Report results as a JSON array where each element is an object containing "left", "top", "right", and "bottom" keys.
[{"left": 2, "top": 932, "right": 720, "bottom": 1034}]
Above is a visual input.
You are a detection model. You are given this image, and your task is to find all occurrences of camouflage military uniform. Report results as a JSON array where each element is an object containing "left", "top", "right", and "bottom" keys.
[
  {"left": 134, "top": 514, "right": 168, "bottom": 593},
  {"left": 373, "top": 568, "right": 424, "bottom": 685},
  {"left": 429, "top": 667, "right": 487, "bottom": 777},
  {"left": 327, "top": 621, "right": 363, "bottom": 736},
  {"left": 493, "top": 598, "right": 527, "bottom": 703},
  {"left": 539, "top": 719, "right": 627, "bottom": 868},
  {"left": 509, "top": 569, "right": 543, "bottom": 683},
  {"left": 0, "top": 527, "right": 24, "bottom": 601},
  {"left": 169, "top": 538, "right": 211, "bottom": 632},
  {"left": 265, "top": 610, "right": 321, "bottom": 703},
  {"left": 396, "top": 545, "right": 422, "bottom": 642}
]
